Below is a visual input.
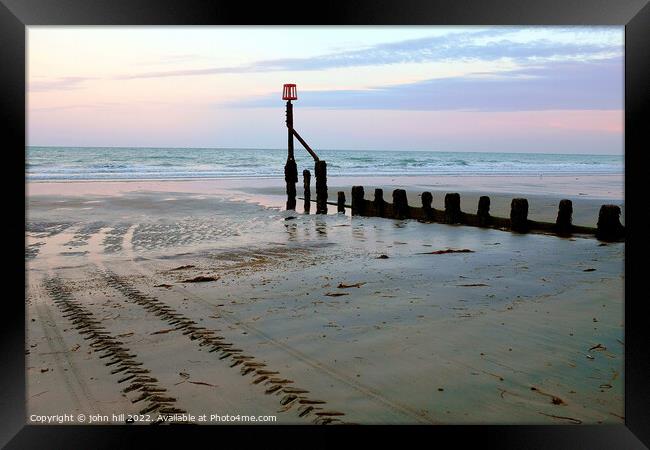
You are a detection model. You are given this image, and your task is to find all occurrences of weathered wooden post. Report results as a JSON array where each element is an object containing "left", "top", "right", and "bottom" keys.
[
  {"left": 421, "top": 192, "right": 433, "bottom": 220},
  {"left": 596, "top": 205, "right": 624, "bottom": 241},
  {"left": 281, "top": 83, "right": 325, "bottom": 213},
  {"left": 374, "top": 188, "right": 385, "bottom": 217},
  {"left": 477, "top": 196, "right": 491, "bottom": 227},
  {"left": 444, "top": 193, "right": 461, "bottom": 224},
  {"left": 555, "top": 199, "right": 573, "bottom": 234},
  {"left": 351, "top": 186, "right": 365, "bottom": 216},
  {"left": 315, "top": 160, "right": 328, "bottom": 214},
  {"left": 393, "top": 189, "right": 409, "bottom": 219},
  {"left": 284, "top": 162, "right": 297, "bottom": 210},
  {"left": 303, "top": 169, "right": 311, "bottom": 214},
  {"left": 283, "top": 84, "right": 298, "bottom": 211},
  {"left": 510, "top": 198, "right": 529, "bottom": 232},
  {"left": 337, "top": 191, "right": 346, "bottom": 213}
]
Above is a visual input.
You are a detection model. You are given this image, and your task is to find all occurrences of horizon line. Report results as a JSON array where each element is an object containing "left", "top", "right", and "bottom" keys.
[{"left": 25, "top": 145, "right": 624, "bottom": 157}]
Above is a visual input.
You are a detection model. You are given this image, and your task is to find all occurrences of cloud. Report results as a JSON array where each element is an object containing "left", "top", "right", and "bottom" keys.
[
  {"left": 115, "top": 28, "right": 621, "bottom": 80},
  {"left": 228, "top": 57, "right": 622, "bottom": 112},
  {"left": 29, "top": 76, "right": 94, "bottom": 92},
  {"left": 30, "top": 100, "right": 180, "bottom": 113},
  {"left": 135, "top": 53, "right": 213, "bottom": 67}
]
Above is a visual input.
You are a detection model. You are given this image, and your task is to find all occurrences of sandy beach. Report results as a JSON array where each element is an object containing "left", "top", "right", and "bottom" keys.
[{"left": 26, "top": 175, "right": 624, "bottom": 425}]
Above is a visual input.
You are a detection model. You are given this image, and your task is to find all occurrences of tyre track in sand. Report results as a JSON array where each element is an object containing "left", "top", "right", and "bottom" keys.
[
  {"left": 42, "top": 276, "right": 188, "bottom": 423},
  {"left": 98, "top": 267, "right": 348, "bottom": 424},
  {"left": 30, "top": 277, "right": 98, "bottom": 415},
  {"left": 100, "top": 258, "right": 436, "bottom": 424}
]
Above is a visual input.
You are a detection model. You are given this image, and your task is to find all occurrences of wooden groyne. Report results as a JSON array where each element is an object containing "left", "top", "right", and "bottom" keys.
[
  {"left": 347, "top": 186, "right": 625, "bottom": 242},
  {"left": 279, "top": 84, "right": 624, "bottom": 242}
]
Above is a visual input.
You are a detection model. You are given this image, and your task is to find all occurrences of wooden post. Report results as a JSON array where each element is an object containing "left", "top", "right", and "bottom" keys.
[
  {"left": 303, "top": 169, "right": 311, "bottom": 214},
  {"left": 477, "top": 196, "right": 490, "bottom": 227},
  {"left": 286, "top": 101, "right": 294, "bottom": 158},
  {"left": 284, "top": 100, "right": 297, "bottom": 210},
  {"left": 510, "top": 198, "right": 529, "bottom": 232},
  {"left": 392, "top": 189, "right": 409, "bottom": 219},
  {"left": 444, "top": 193, "right": 461, "bottom": 224},
  {"left": 285, "top": 160, "right": 297, "bottom": 210},
  {"left": 337, "top": 191, "right": 346, "bottom": 213},
  {"left": 421, "top": 192, "right": 433, "bottom": 220},
  {"left": 351, "top": 186, "right": 365, "bottom": 216},
  {"left": 292, "top": 129, "right": 320, "bottom": 162},
  {"left": 374, "top": 188, "right": 385, "bottom": 217},
  {"left": 315, "top": 160, "right": 328, "bottom": 214},
  {"left": 596, "top": 205, "right": 624, "bottom": 241},
  {"left": 555, "top": 199, "right": 573, "bottom": 234}
]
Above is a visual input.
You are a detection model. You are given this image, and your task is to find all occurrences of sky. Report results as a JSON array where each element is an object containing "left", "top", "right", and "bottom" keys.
[{"left": 27, "top": 26, "right": 624, "bottom": 154}]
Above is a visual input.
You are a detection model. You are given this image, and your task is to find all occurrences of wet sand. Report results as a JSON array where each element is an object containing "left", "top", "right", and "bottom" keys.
[
  {"left": 26, "top": 175, "right": 624, "bottom": 425},
  {"left": 28, "top": 173, "right": 625, "bottom": 226}
]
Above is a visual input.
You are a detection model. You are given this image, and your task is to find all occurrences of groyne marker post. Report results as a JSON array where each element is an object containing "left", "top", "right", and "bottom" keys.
[
  {"left": 282, "top": 83, "right": 327, "bottom": 214},
  {"left": 283, "top": 84, "right": 298, "bottom": 211}
]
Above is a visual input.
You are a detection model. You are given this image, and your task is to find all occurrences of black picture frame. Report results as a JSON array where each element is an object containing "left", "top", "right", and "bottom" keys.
[{"left": 2, "top": 0, "right": 648, "bottom": 448}]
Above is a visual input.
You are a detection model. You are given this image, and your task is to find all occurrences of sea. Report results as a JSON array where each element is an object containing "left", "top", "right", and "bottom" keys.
[{"left": 26, "top": 147, "right": 623, "bottom": 181}]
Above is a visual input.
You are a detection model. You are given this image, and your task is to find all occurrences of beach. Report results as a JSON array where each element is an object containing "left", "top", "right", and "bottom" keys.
[
  {"left": 24, "top": 19, "right": 629, "bottom": 431},
  {"left": 25, "top": 174, "right": 624, "bottom": 425}
]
